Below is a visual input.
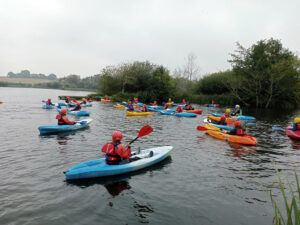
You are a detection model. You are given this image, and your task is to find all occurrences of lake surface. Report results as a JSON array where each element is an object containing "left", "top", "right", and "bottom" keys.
[{"left": 0, "top": 87, "right": 299, "bottom": 225}]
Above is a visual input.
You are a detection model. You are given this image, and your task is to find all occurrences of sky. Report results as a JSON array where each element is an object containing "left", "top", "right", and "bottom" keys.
[{"left": 0, "top": 0, "right": 299, "bottom": 78}]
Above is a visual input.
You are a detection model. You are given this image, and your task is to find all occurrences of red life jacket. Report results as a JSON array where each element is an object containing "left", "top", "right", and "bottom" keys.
[
  {"left": 46, "top": 101, "right": 51, "bottom": 106},
  {"left": 102, "top": 143, "right": 122, "bottom": 165},
  {"left": 297, "top": 123, "right": 300, "bottom": 130},
  {"left": 186, "top": 105, "right": 192, "bottom": 110},
  {"left": 56, "top": 115, "right": 66, "bottom": 125},
  {"left": 142, "top": 107, "right": 147, "bottom": 112},
  {"left": 236, "top": 128, "right": 246, "bottom": 136},
  {"left": 225, "top": 112, "right": 230, "bottom": 117}
]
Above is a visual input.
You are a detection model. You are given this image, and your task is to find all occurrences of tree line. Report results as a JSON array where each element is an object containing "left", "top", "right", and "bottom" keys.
[
  {"left": 98, "top": 38, "right": 300, "bottom": 109},
  {"left": 7, "top": 70, "right": 57, "bottom": 80}
]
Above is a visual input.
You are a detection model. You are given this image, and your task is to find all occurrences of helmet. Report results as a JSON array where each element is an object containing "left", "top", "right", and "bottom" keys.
[
  {"left": 128, "top": 101, "right": 132, "bottom": 104},
  {"left": 221, "top": 116, "right": 226, "bottom": 121},
  {"left": 112, "top": 131, "right": 123, "bottom": 141},
  {"left": 294, "top": 118, "right": 300, "bottom": 123},
  {"left": 76, "top": 102, "right": 80, "bottom": 106},
  {"left": 82, "top": 98, "right": 86, "bottom": 101},
  {"left": 226, "top": 109, "right": 230, "bottom": 113},
  {"left": 235, "top": 105, "right": 240, "bottom": 109},
  {"left": 48, "top": 98, "right": 51, "bottom": 101},
  {"left": 67, "top": 97, "right": 70, "bottom": 99},
  {"left": 234, "top": 121, "right": 242, "bottom": 127},
  {"left": 143, "top": 104, "right": 146, "bottom": 107},
  {"left": 177, "top": 105, "right": 182, "bottom": 108},
  {"left": 60, "top": 108, "right": 67, "bottom": 115}
]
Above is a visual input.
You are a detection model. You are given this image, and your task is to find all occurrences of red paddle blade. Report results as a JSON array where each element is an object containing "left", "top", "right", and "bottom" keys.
[
  {"left": 197, "top": 126, "right": 207, "bottom": 131},
  {"left": 138, "top": 125, "right": 153, "bottom": 138},
  {"left": 101, "top": 143, "right": 114, "bottom": 153}
]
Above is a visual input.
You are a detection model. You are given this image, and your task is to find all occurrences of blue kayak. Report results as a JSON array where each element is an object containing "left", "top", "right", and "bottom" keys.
[
  {"left": 160, "top": 110, "right": 197, "bottom": 117},
  {"left": 208, "top": 122, "right": 233, "bottom": 131},
  {"left": 65, "top": 146, "right": 173, "bottom": 180},
  {"left": 81, "top": 103, "right": 92, "bottom": 107},
  {"left": 57, "top": 108, "right": 90, "bottom": 117},
  {"left": 206, "top": 104, "right": 219, "bottom": 107},
  {"left": 38, "top": 118, "right": 92, "bottom": 135},
  {"left": 211, "top": 113, "right": 255, "bottom": 121},
  {"left": 42, "top": 105, "right": 53, "bottom": 109},
  {"left": 57, "top": 102, "right": 68, "bottom": 107},
  {"left": 147, "top": 105, "right": 164, "bottom": 109}
]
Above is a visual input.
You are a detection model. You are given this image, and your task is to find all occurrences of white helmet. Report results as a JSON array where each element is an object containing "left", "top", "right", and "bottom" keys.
[{"left": 235, "top": 105, "right": 240, "bottom": 109}]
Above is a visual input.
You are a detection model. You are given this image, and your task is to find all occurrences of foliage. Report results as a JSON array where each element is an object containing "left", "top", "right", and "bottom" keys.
[
  {"left": 98, "top": 61, "right": 176, "bottom": 103},
  {"left": 228, "top": 39, "right": 300, "bottom": 108},
  {"left": 270, "top": 168, "right": 300, "bottom": 225},
  {"left": 7, "top": 70, "right": 57, "bottom": 80}
]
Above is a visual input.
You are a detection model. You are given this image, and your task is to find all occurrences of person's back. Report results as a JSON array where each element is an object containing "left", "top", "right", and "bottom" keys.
[
  {"left": 176, "top": 106, "right": 183, "bottom": 113},
  {"left": 56, "top": 109, "right": 75, "bottom": 125},
  {"left": 141, "top": 104, "right": 148, "bottom": 112},
  {"left": 126, "top": 101, "right": 134, "bottom": 111},
  {"left": 101, "top": 131, "right": 131, "bottom": 165},
  {"left": 229, "top": 121, "right": 246, "bottom": 136}
]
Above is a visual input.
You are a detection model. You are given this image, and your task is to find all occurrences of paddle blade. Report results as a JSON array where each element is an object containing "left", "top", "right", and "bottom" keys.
[
  {"left": 272, "top": 126, "right": 285, "bottom": 131},
  {"left": 197, "top": 126, "right": 207, "bottom": 131},
  {"left": 138, "top": 125, "right": 153, "bottom": 138}
]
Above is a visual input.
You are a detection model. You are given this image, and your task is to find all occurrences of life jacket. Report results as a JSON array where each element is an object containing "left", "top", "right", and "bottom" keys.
[
  {"left": 56, "top": 115, "right": 66, "bottom": 125},
  {"left": 65, "top": 99, "right": 70, "bottom": 103},
  {"left": 46, "top": 101, "right": 51, "bottom": 106},
  {"left": 186, "top": 105, "right": 193, "bottom": 110},
  {"left": 217, "top": 121, "right": 227, "bottom": 125},
  {"left": 236, "top": 128, "right": 246, "bottom": 136},
  {"left": 176, "top": 107, "right": 183, "bottom": 113},
  {"left": 225, "top": 112, "right": 230, "bottom": 117},
  {"left": 296, "top": 123, "right": 300, "bottom": 130},
  {"left": 164, "top": 104, "right": 168, "bottom": 109},
  {"left": 82, "top": 100, "right": 87, "bottom": 104},
  {"left": 103, "top": 143, "right": 122, "bottom": 165},
  {"left": 142, "top": 107, "right": 147, "bottom": 112}
]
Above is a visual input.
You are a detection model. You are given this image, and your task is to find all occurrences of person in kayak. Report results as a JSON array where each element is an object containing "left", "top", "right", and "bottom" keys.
[
  {"left": 152, "top": 101, "right": 157, "bottom": 106},
  {"left": 126, "top": 100, "right": 134, "bottom": 111},
  {"left": 141, "top": 104, "right": 148, "bottom": 112},
  {"left": 228, "top": 121, "right": 246, "bottom": 136},
  {"left": 290, "top": 118, "right": 300, "bottom": 131},
  {"left": 217, "top": 116, "right": 227, "bottom": 125},
  {"left": 87, "top": 97, "right": 92, "bottom": 102},
  {"left": 105, "top": 95, "right": 109, "bottom": 100},
  {"left": 231, "top": 105, "right": 242, "bottom": 116},
  {"left": 184, "top": 102, "right": 194, "bottom": 110},
  {"left": 225, "top": 109, "right": 231, "bottom": 118},
  {"left": 164, "top": 103, "right": 169, "bottom": 109},
  {"left": 71, "top": 102, "right": 81, "bottom": 111},
  {"left": 168, "top": 98, "right": 172, "bottom": 104},
  {"left": 81, "top": 98, "right": 87, "bottom": 105},
  {"left": 211, "top": 100, "right": 215, "bottom": 104},
  {"left": 46, "top": 98, "right": 54, "bottom": 106},
  {"left": 101, "top": 131, "right": 132, "bottom": 165},
  {"left": 133, "top": 97, "right": 139, "bottom": 105},
  {"left": 65, "top": 97, "right": 71, "bottom": 103},
  {"left": 56, "top": 109, "right": 76, "bottom": 125},
  {"left": 182, "top": 99, "right": 186, "bottom": 105},
  {"left": 176, "top": 105, "right": 183, "bottom": 113}
]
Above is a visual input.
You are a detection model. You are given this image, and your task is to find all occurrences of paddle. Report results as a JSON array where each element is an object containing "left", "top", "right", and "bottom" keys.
[
  {"left": 272, "top": 126, "right": 285, "bottom": 131},
  {"left": 197, "top": 125, "right": 207, "bottom": 131},
  {"left": 101, "top": 125, "right": 154, "bottom": 155},
  {"left": 129, "top": 125, "right": 153, "bottom": 144}
]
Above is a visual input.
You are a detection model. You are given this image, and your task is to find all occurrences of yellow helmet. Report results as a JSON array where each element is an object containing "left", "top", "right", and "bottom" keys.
[
  {"left": 226, "top": 109, "right": 230, "bottom": 113},
  {"left": 294, "top": 118, "right": 300, "bottom": 123},
  {"left": 82, "top": 98, "right": 86, "bottom": 101}
]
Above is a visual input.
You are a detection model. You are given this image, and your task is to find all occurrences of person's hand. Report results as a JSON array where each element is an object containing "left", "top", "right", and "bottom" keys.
[{"left": 127, "top": 142, "right": 131, "bottom": 148}]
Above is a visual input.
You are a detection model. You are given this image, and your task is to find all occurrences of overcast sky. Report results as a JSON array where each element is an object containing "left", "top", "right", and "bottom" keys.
[{"left": 0, "top": 0, "right": 299, "bottom": 78}]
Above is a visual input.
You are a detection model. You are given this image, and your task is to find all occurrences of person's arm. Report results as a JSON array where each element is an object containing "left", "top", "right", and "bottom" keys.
[
  {"left": 117, "top": 144, "right": 131, "bottom": 159},
  {"left": 291, "top": 123, "right": 297, "bottom": 131},
  {"left": 63, "top": 116, "right": 75, "bottom": 125}
]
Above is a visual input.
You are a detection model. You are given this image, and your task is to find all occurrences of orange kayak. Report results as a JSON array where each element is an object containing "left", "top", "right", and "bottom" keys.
[
  {"left": 113, "top": 104, "right": 125, "bottom": 109},
  {"left": 206, "top": 129, "right": 257, "bottom": 145},
  {"left": 101, "top": 99, "right": 111, "bottom": 103},
  {"left": 183, "top": 109, "right": 202, "bottom": 115},
  {"left": 208, "top": 115, "right": 237, "bottom": 123}
]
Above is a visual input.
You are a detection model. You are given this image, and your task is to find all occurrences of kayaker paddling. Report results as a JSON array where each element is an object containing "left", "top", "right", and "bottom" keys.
[
  {"left": 56, "top": 108, "right": 76, "bottom": 125},
  {"left": 71, "top": 102, "right": 81, "bottom": 111},
  {"left": 176, "top": 105, "right": 183, "bottom": 113},
  {"left": 101, "top": 131, "right": 132, "bottom": 165},
  {"left": 290, "top": 118, "right": 300, "bottom": 131},
  {"left": 46, "top": 98, "right": 54, "bottom": 106},
  {"left": 217, "top": 116, "right": 227, "bottom": 125},
  {"left": 231, "top": 105, "right": 242, "bottom": 116},
  {"left": 225, "top": 109, "right": 231, "bottom": 118},
  {"left": 228, "top": 121, "right": 246, "bottom": 136}
]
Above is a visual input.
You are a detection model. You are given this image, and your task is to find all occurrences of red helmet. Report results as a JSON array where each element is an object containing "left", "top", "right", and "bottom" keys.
[
  {"left": 112, "top": 131, "right": 123, "bottom": 142},
  {"left": 67, "top": 97, "right": 70, "bottom": 99},
  {"left": 76, "top": 102, "right": 80, "bottom": 106},
  {"left": 48, "top": 98, "right": 51, "bottom": 101},
  {"left": 143, "top": 104, "right": 146, "bottom": 107},
  {"left": 221, "top": 116, "right": 226, "bottom": 121},
  {"left": 128, "top": 101, "right": 132, "bottom": 104},
  {"left": 234, "top": 121, "right": 242, "bottom": 127},
  {"left": 60, "top": 108, "right": 67, "bottom": 115}
]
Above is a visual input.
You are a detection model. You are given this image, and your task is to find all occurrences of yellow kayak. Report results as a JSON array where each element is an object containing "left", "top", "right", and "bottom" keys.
[
  {"left": 126, "top": 111, "right": 154, "bottom": 116},
  {"left": 205, "top": 123, "right": 220, "bottom": 131},
  {"left": 208, "top": 115, "right": 237, "bottom": 123},
  {"left": 113, "top": 104, "right": 125, "bottom": 109}
]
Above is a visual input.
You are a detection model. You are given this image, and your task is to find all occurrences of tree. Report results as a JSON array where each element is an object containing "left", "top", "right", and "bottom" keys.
[
  {"left": 183, "top": 53, "right": 200, "bottom": 81},
  {"left": 228, "top": 39, "right": 300, "bottom": 108}
]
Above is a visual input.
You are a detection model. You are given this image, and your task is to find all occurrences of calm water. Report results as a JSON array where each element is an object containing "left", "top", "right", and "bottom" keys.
[{"left": 0, "top": 87, "right": 300, "bottom": 225}]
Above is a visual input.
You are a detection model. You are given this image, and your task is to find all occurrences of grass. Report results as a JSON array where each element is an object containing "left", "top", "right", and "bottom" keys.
[{"left": 270, "top": 167, "right": 300, "bottom": 225}]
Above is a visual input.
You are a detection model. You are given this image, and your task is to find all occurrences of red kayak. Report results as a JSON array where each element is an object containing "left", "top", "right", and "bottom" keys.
[
  {"left": 286, "top": 126, "right": 300, "bottom": 140},
  {"left": 183, "top": 109, "right": 202, "bottom": 115}
]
